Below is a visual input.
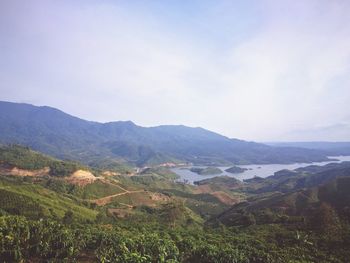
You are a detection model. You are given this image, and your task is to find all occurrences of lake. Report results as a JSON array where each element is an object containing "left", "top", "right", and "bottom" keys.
[{"left": 171, "top": 156, "right": 350, "bottom": 184}]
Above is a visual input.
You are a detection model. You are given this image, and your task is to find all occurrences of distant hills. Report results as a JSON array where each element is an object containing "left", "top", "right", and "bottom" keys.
[
  {"left": 210, "top": 161, "right": 350, "bottom": 227},
  {"left": 0, "top": 101, "right": 333, "bottom": 167},
  {"left": 1, "top": 134, "right": 350, "bottom": 262},
  {"left": 267, "top": 141, "right": 350, "bottom": 155},
  {"left": 211, "top": 176, "right": 350, "bottom": 227}
]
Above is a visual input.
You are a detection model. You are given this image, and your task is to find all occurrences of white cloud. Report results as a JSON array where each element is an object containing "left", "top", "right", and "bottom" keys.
[{"left": 0, "top": 0, "right": 349, "bottom": 141}]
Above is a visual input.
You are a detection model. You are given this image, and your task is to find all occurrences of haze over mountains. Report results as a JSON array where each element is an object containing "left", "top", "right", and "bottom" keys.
[
  {"left": 267, "top": 141, "right": 350, "bottom": 155},
  {"left": 0, "top": 101, "right": 338, "bottom": 167}
]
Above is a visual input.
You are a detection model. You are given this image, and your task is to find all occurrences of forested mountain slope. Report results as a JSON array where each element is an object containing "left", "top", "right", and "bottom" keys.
[{"left": 0, "top": 101, "right": 330, "bottom": 166}]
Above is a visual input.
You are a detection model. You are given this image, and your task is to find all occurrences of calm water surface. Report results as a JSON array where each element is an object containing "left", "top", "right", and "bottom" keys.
[{"left": 171, "top": 156, "right": 350, "bottom": 184}]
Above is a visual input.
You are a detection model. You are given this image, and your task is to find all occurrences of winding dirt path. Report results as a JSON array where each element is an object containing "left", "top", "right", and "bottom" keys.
[
  {"left": 98, "top": 178, "right": 130, "bottom": 192},
  {"left": 91, "top": 190, "right": 145, "bottom": 206}
]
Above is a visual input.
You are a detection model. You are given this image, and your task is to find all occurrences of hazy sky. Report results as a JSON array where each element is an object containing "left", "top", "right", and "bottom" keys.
[{"left": 1, "top": 0, "right": 350, "bottom": 141}]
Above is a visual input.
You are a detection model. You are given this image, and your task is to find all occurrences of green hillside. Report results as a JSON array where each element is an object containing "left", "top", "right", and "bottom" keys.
[
  {"left": 190, "top": 167, "right": 223, "bottom": 175},
  {"left": 0, "top": 144, "right": 88, "bottom": 176},
  {"left": 211, "top": 176, "right": 350, "bottom": 228},
  {"left": 0, "top": 175, "right": 97, "bottom": 221},
  {"left": 1, "top": 146, "right": 350, "bottom": 262}
]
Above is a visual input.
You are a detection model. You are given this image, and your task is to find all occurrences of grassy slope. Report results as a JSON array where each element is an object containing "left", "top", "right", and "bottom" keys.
[
  {"left": 0, "top": 144, "right": 89, "bottom": 177},
  {"left": 0, "top": 176, "right": 97, "bottom": 220},
  {"left": 80, "top": 180, "right": 125, "bottom": 199},
  {"left": 0, "top": 145, "right": 245, "bottom": 224},
  {"left": 1, "top": 146, "right": 350, "bottom": 261}
]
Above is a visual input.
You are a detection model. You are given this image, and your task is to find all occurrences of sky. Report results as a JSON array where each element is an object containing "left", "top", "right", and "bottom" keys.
[{"left": 1, "top": 0, "right": 350, "bottom": 142}]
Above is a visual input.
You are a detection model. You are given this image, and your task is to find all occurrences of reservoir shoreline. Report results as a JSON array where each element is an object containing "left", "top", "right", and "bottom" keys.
[{"left": 172, "top": 155, "right": 350, "bottom": 184}]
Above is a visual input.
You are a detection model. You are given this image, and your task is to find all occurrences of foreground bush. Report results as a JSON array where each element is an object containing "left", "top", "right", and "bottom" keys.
[{"left": 1, "top": 215, "right": 350, "bottom": 262}]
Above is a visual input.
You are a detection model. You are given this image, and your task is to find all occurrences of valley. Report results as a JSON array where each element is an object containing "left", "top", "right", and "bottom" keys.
[
  {"left": 2, "top": 1, "right": 350, "bottom": 262},
  {"left": 0, "top": 103, "right": 350, "bottom": 263},
  {"left": 1, "top": 143, "right": 350, "bottom": 262}
]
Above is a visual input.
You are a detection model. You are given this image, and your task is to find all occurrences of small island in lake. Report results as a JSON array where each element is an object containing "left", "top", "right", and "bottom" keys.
[
  {"left": 225, "top": 166, "right": 248, "bottom": 174},
  {"left": 190, "top": 167, "right": 223, "bottom": 175}
]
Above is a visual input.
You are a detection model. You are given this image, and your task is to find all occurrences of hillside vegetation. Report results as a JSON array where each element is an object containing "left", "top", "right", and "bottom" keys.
[
  {"left": 190, "top": 167, "right": 223, "bottom": 175},
  {"left": 0, "top": 144, "right": 88, "bottom": 176},
  {"left": 1, "top": 146, "right": 350, "bottom": 262}
]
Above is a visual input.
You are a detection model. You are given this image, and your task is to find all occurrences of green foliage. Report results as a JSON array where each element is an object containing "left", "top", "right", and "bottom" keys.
[
  {"left": 0, "top": 144, "right": 88, "bottom": 177},
  {"left": 214, "top": 176, "right": 350, "bottom": 228},
  {"left": 48, "top": 160, "right": 82, "bottom": 177},
  {"left": 0, "top": 145, "right": 52, "bottom": 170},
  {"left": 243, "top": 162, "right": 350, "bottom": 195},
  {"left": 190, "top": 167, "right": 222, "bottom": 175},
  {"left": 95, "top": 232, "right": 179, "bottom": 263},
  {"left": 1, "top": 213, "right": 350, "bottom": 262},
  {"left": 141, "top": 167, "right": 180, "bottom": 180},
  {"left": 185, "top": 244, "right": 247, "bottom": 263},
  {"left": 0, "top": 189, "right": 45, "bottom": 219},
  {"left": 194, "top": 175, "right": 242, "bottom": 188},
  {"left": 225, "top": 166, "right": 248, "bottom": 174},
  {"left": 0, "top": 216, "right": 84, "bottom": 262},
  {"left": 81, "top": 180, "right": 125, "bottom": 199},
  {"left": 1, "top": 144, "right": 350, "bottom": 262},
  {"left": 43, "top": 178, "right": 80, "bottom": 195},
  {"left": 88, "top": 158, "right": 134, "bottom": 174},
  {"left": 0, "top": 175, "right": 97, "bottom": 221}
]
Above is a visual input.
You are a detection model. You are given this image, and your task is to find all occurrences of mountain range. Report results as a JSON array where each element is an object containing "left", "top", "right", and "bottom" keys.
[
  {"left": 1, "top": 101, "right": 350, "bottom": 262},
  {"left": 0, "top": 101, "right": 333, "bottom": 167}
]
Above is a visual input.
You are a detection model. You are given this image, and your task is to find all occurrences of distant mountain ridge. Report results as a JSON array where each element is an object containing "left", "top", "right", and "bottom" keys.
[
  {"left": 0, "top": 101, "right": 331, "bottom": 167},
  {"left": 267, "top": 141, "right": 350, "bottom": 155}
]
